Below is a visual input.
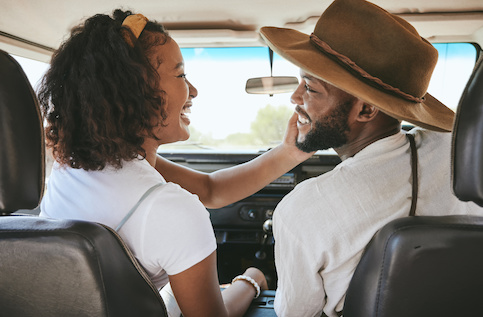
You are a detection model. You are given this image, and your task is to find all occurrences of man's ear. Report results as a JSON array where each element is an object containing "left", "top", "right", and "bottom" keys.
[{"left": 356, "top": 103, "right": 379, "bottom": 122}]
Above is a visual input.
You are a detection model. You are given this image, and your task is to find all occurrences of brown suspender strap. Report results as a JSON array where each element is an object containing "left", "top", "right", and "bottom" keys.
[
  {"left": 324, "top": 134, "right": 418, "bottom": 317},
  {"left": 407, "top": 133, "right": 418, "bottom": 216}
]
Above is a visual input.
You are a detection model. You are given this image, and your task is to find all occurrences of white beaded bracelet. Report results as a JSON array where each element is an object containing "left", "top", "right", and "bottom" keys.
[{"left": 232, "top": 275, "right": 261, "bottom": 298}]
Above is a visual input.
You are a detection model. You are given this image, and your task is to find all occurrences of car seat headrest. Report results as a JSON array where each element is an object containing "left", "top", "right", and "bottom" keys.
[
  {"left": 0, "top": 50, "right": 45, "bottom": 214},
  {"left": 452, "top": 57, "right": 483, "bottom": 206}
]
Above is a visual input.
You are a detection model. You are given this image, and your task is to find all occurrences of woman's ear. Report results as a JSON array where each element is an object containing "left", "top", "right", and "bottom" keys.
[{"left": 356, "top": 103, "right": 379, "bottom": 122}]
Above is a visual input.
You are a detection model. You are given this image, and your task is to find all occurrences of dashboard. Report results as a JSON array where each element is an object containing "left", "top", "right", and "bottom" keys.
[{"left": 161, "top": 150, "right": 340, "bottom": 287}]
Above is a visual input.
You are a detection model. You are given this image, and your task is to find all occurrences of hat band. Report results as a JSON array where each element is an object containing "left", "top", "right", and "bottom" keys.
[
  {"left": 310, "top": 34, "right": 424, "bottom": 103},
  {"left": 121, "top": 14, "right": 148, "bottom": 47}
]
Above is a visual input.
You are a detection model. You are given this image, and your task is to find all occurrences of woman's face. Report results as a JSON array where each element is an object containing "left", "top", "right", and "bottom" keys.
[{"left": 152, "top": 37, "right": 198, "bottom": 145}]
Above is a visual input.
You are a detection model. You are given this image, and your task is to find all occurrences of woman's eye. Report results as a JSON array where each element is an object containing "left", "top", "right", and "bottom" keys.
[{"left": 177, "top": 73, "right": 187, "bottom": 79}]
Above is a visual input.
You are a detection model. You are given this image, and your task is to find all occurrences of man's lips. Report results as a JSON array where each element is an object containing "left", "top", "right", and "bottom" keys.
[{"left": 295, "top": 105, "right": 310, "bottom": 125}]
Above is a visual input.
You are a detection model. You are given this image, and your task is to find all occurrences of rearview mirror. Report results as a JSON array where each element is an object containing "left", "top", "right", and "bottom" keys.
[{"left": 245, "top": 76, "right": 299, "bottom": 95}]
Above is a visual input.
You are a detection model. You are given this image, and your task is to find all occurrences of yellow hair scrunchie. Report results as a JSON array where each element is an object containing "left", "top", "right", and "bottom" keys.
[{"left": 121, "top": 14, "right": 148, "bottom": 47}]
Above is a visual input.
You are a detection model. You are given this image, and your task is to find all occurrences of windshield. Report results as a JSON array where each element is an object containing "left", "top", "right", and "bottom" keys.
[
  {"left": 162, "top": 43, "right": 478, "bottom": 152},
  {"left": 13, "top": 42, "right": 479, "bottom": 153},
  {"left": 162, "top": 47, "right": 299, "bottom": 152}
]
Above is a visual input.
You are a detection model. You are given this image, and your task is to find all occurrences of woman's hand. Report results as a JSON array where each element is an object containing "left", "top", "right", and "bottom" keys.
[
  {"left": 169, "top": 253, "right": 268, "bottom": 317},
  {"left": 155, "top": 112, "right": 315, "bottom": 209},
  {"left": 242, "top": 267, "right": 268, "bottom": 291},
  {"left": 280, "top": 112, "right": 315, "bottom": 163}
]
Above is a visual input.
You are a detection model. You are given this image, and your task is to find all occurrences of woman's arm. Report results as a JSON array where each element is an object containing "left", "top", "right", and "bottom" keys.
[
  {"left": 168, "top": 251, "right": 267, "bottom": 317},
  {"left": 156, "top": 113, "right": 314, "bottom": 209}
]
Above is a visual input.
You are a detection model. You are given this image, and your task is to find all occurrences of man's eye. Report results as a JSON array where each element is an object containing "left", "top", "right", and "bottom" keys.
[
  {"left": 305, "top": 84, "right": 316, "bottom": 93},
  {"left": 177, "top": 73, "right": 187, "bottom": 79}
]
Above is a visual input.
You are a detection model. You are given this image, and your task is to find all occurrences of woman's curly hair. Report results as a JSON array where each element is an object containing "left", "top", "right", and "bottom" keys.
[{"left": 38, "top": 9, "right": 169, "bottom": 171}]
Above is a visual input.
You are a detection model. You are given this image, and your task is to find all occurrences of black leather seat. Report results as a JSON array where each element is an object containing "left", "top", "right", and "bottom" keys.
[
  {"left": 343, "top": 56, "right": 483, "bottom": 317},
  {"left": 0, "top": 50, "right": 168, "bottom": 316}
]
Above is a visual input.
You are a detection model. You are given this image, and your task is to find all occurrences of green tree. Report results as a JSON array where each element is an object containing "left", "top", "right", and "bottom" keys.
[
  {"left": 223, "top": 133, "right": 254, "bottom": 146},
  {"left": 250, "top": 104, "right": 293, "bottom": 146},
  {"left": 188, "top": 126, "right": 214, "bottom": 145}
]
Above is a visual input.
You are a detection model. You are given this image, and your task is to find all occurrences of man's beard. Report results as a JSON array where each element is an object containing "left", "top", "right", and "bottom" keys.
[{"left": 295, "top": 102, "right": 352, "bottom": 153}]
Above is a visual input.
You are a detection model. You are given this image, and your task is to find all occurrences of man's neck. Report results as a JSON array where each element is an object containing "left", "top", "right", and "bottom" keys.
[{"left": 335, "top": 125, "right": 401, "bottom": 160}]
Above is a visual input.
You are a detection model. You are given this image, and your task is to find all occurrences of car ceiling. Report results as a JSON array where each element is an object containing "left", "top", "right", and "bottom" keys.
[{"left": 1, "top": 0, "right": 483, "bottom": 62}]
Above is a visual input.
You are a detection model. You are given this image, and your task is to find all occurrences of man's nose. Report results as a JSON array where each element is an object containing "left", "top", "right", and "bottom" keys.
[{"left": 290, "top": 83, "right": 304, "bottom": 105}]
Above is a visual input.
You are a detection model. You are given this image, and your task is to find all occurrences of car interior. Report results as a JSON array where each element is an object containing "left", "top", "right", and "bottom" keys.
[
  {"left": 0, "top": 49, "right": 169, "bottom": 317},
  {"left": 343, "top": 59, "right": 483, "bottom": 317},
  {"left": 1, "top": 0, "right": 483, "bottom": 316}
]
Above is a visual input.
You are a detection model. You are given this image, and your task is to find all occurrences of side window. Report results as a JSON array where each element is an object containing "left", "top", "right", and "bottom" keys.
[
  {"left": 12, "top": 55, "right": 49, "bottom": 90},
  {"left": 428, "top": 43, "right": 479, "bottom": 110}
]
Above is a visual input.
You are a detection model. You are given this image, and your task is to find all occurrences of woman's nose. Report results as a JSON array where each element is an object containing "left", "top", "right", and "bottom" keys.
[{"left": 187, "top": 79, "right": 198, "bottom": 99}]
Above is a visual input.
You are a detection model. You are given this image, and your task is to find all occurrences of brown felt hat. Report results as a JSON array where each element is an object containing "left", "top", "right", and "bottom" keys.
[{"left": 260, "top": 0, "right": 455, "bottom": 131}]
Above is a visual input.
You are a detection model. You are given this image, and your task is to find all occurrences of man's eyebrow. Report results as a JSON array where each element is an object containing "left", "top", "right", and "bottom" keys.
[
  {"left": 302, "top": 74, "right": 316, "bottom": 82},
  {"left": 174, "top": 62, "right": 184, "bottom": 70},
  {"left": 303, "top": 74, "right": 329, "bottom": 86},
  {"left": 303, "top": 73, "right": 331, "bottom": 92}
]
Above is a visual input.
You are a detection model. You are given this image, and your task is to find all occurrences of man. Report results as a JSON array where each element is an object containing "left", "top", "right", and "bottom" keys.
[{"left": 259, "top": 0, "right": 483, "bottom": 316}]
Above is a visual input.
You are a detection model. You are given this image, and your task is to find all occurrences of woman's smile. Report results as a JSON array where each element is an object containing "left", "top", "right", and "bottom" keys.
[{"left": 181, "top": 103, "right": 192, "bottom": 125}]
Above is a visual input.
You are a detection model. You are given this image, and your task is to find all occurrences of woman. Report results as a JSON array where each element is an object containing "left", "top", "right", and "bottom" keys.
[{"left": 39, "top": 9, "right": 311, "bottom": 317}]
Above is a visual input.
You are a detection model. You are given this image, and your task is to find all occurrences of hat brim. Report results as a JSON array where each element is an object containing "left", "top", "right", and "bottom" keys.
[{"left": 260, "top": 27, "right": 455, "bottom": 132}]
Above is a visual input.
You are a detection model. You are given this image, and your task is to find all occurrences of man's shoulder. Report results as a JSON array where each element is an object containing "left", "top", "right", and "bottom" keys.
[
  {"left": 411, "top": 127, "right": 452, "bottom": 144},
  {"left": 274, "top": 167, "right": 348, "bottom": 219}
]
